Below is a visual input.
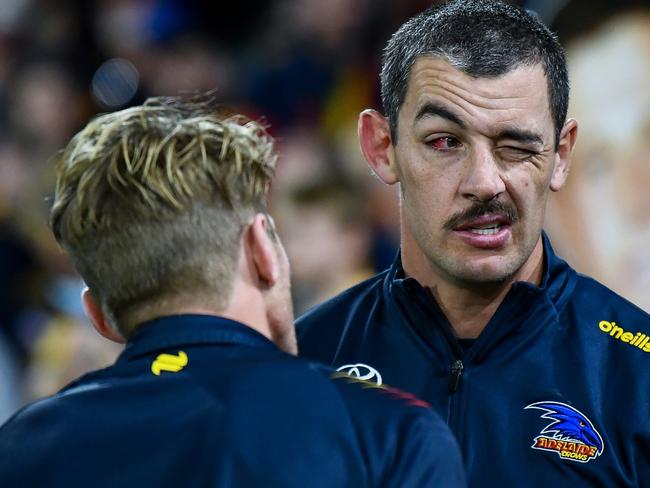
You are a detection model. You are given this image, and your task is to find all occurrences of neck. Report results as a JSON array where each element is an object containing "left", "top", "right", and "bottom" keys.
[
  {"left": 401, "top": 237, "right": 545, "bottom": 339},
  {"left": 126, "top": 284, "right": 272, "bottom": 342},
  {"left": 223, "top": 282, "right": 273, "bottom": 340}
]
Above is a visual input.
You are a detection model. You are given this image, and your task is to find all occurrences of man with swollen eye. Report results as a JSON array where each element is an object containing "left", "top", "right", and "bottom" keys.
[{"left": 297, "top": 1, "right": 650, "bottom": 485}]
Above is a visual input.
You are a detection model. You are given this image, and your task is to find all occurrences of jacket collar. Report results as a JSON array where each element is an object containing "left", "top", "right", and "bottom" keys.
[
  {"left": 385, "top": 232, "right": 576, "bottom": 360},
  {"left": 118, "top": 314, "right": 278, "bottom": 362},
  {"left": 387, "top": 232, "right": 574, "bottom": 305}
]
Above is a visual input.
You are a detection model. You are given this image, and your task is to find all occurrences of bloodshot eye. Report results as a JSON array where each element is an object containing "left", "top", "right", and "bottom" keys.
[{"left": 429, "top": 137, "right": 460, "bottom": 151}]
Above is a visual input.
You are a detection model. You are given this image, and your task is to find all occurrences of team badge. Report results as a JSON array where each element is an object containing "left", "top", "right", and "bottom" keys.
[{"left": 525, "top": 401, "right": 604, "bottom": 463}]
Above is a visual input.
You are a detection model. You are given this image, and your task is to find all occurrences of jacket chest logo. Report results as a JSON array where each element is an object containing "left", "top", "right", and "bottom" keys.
[
  {"left": 335, "top": 363, "right": 383, "bottom": 385},
  {"left": 525, "top": 401, "right": 604, "bottom": 463}
]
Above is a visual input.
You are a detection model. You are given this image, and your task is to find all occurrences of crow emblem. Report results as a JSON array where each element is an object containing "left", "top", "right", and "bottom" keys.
[{"left": 525, "top": 401, "right": 604, "bottom": 463}]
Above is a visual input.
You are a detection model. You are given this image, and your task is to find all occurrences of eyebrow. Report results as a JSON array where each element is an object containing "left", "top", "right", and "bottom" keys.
[
  {"left": 497, "top": 127, "right": 545, "bottom": 147},
  {"left": 414, "top": 102, "right": 466, "bottom": 129}
]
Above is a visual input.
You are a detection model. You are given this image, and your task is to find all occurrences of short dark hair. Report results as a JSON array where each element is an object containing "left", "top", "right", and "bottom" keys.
[{"left": 380, "top": 0, "right": 569, "bottom": 147}]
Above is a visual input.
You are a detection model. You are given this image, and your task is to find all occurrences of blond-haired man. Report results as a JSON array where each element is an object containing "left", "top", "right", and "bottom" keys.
[{"left": 0, "top": 96, "right": 466, "bottom": 487}]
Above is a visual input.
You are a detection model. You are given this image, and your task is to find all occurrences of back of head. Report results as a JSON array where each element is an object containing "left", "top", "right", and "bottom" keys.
[
  {"left": 49, "top": 96, "right": 276, "bottom": 336},
  {"left": 381, "top": 0, "right": 569, "bottom": 146}
]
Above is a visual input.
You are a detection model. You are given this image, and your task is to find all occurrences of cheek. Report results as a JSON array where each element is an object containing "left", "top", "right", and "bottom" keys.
[
  {"left": 397, "top": 149, "right": 460, "bottom": 205},
  {"left": 400, "top": 169, "right": 450, "bottom": 217},
  {"left": 503, "top": 168, "right": 549, "bottom": 216}
]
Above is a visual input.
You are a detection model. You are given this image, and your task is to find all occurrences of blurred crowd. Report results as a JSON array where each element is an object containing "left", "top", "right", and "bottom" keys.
[{"left": 0, "top": 0, "right": 649, "bottom": 422}]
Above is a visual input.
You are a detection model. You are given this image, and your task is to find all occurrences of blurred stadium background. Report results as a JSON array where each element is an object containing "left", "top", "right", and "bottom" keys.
[{"left": 1, "top": 0, "right": 649, "bottom": 421}]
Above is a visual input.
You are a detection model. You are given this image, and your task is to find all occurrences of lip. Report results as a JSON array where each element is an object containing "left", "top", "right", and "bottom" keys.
[{"left": 453, "top": 214, "right": 512, "bottom": 249}]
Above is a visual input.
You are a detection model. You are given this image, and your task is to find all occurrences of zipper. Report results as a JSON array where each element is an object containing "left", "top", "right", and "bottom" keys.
[
  {"left": 448, "top": 359, "right": 464, "bottom": 393},
  {"left": 446, "top": 358, "right": 465, "bottom": 439}
]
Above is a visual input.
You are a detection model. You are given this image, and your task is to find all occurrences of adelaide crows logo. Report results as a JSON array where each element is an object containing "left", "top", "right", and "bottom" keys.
[{"left": 525, "top": 401, "right": 604, "bottom": 463}]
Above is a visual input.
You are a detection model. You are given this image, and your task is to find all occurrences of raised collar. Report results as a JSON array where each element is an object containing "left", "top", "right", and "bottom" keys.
[
  {"left": 385, "top": 232, "right": 577, "bottom": 360},
  {"left": 387, "top": 232, "right": 574, "bottom": 308},
  {"left": 118, "top": 314, "right": 278, "bottom": 362}
]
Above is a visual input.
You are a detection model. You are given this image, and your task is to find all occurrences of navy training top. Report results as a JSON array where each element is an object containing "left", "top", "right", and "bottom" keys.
[
  {"left": 298, "top": 234, "right": 650, "bottom": 486},
  {"left": 0, "top": 315, "right": 466, "bottom": 487}
]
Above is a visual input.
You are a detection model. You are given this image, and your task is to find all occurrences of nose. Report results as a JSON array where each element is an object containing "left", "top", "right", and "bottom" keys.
[{"left": 459, "top": 147, "right": 506, "bottom": 202}]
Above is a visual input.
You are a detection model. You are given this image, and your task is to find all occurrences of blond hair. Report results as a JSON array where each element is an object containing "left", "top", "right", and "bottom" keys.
[{"left": 50, "top": 96, "right": 276, "bottom": 335}]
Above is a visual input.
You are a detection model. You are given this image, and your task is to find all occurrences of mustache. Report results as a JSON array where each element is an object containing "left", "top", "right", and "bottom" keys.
[{"left": 443, "top": 200, "right": 519, "bottom": 230}]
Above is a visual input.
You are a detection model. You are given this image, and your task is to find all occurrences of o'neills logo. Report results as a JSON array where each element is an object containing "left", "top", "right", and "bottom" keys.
[
  {"left": 598, "top": 320, "right": 650, "bottom": 352},
  {"left": 526, "top": 402, "right": 604, "bottom": 464}
]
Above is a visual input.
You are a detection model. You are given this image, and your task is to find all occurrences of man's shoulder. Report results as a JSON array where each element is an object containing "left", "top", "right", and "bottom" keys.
[
  {"left": 571, "top": 272, "right": 650, "bottom": 320},
  {"left": 0, "top": 369, "right": 119, "bottom": 480},
  {"left": 1, "top": 360, "right": 119, "bottom": 427},
  {"left": 326, "top": 367, "right": 434, "bottom": 418},
  {"left": 319, "top": 366, "right": 465, "bottom": 486},
  {"left": 288, "top": 359, "right": 444, "bottom": 432},
  {"left": 238, "top": 358, "right": 464, "bottom": 485},
  {"left": 329, "top": 370, "right": 448, "bottom": 431},
  {"left": 566, "top": 272, "right": 650, "bottom": 375}
]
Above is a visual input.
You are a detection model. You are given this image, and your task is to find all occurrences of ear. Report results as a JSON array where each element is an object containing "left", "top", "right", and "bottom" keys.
[
  {"left": 82, "top": 288, "right": 126, "bottom": 344},
  {"left": 550, "top": 118, "right": 578, "bottom": 192},
  {"left": 358, "top": 109, "right": 399, "bottom": 185},
  {"left": 245, "top": 213, "right": 280, "bottom": 289}
]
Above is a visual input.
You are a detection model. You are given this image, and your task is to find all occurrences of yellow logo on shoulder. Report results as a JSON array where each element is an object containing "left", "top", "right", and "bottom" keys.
[
  {"left": 151, "top": 351, "right": 188, "bottom": 375},
  {"left": 598, "top": 320, "right": 650, "bottom": 353}
]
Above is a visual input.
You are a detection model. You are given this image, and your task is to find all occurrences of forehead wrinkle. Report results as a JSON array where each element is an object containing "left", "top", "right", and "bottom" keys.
[
  {"left": 410, "top": 85, "right": 541, "bottom": 133},
  {"left": 405, "top": 62, "right": 553, "bottom": 142},
  {"left": 409, "top": 68, "right": 535, "bottom": 112},
  {"left": 408, "top": 57, "right": 549, "bottom": 108}
]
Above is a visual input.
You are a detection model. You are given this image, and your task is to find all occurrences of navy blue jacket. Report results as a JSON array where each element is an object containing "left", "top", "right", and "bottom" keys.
[
  {"left": 0, "top": 315, "right": 466, "bottom": 487},
  {"left": 298, "top": 235, "right": 650, "bottom": 487}
]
